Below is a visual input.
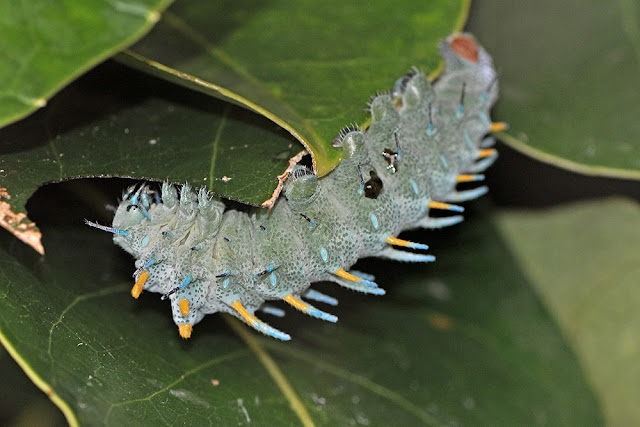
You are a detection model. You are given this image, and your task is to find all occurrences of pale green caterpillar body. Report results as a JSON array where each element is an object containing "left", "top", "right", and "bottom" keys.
[{"left": 87, "top": 33, "right": 501, "bottom": 340}]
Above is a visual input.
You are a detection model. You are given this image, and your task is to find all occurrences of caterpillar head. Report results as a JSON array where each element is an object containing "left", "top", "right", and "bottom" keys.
[
  {"left": 107, "top": 185, "right": 155, "bottom": 256},
  {"left": 113, "top": 185, "right": 150, "bottom": 229}
]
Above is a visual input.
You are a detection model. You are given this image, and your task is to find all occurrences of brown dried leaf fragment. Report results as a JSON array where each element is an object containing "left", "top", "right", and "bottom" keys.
[
  {"left": 261, "top": 150, "right": 308, "bottom": 211},
  {"left": 0, "top": 188, "right": 44, "bottom": 255}
]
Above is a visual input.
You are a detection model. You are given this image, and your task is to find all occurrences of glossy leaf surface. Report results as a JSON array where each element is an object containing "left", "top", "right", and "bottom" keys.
[
  {"left": 468, "top": 0, "right": 640, "bottom": 178},
  {"left": 126, "top": 0, "right": 469, "bottom": 175},
  {"left": 0, "top": 0, "right": 172, "bottom": 128}
]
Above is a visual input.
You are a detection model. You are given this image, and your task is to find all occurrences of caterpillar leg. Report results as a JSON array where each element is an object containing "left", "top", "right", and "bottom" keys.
[
  {"left": 378, "top": 247, "right": 435, "bottom": 263},
  {"left": 480, "top": 136, "right": 496, "bottom": 148},
  {"left": 477, "top": 148, "right": 497, "bottom": 159},
  {"left": 490, "top": 122, "right": 508, "bottom": 132},
  {"left": 231, "top": 301, "right": 291, "bottom": 341},
  {"left": 334, "top": 269, "right": 378, "bottom": 287},
  {"left": 456, "top": 174, "right": 485, "bottom": 183},
  {"left": 131, "top": 271, "right": 149, "bottom": 299},
  {"left": 418, "top": 215, "right": 464, "bottom": 229},
  {"left": 328, "top": 275, "right": 386, "bottom": 295},
  {"left": 260, "top": 304, "right": 286, "bottom": 317},
  {"left": 283, "top": 294, "right": 337, "bottom": 322},
  {"left": 303, "top": 289, "right": 339, "bottom": 306},
  {"left": 468, "top": 152, "right": 498, "bottom": 173},
  {"left": 132, "top": 258, "right": 156, "bottom": 279},
  {"left": 427, "top": 201, "right": 465, "bottom": 213},
  {"left": 385, "top": 236, "right": 429, "bottom": 250},
  {"left": 445, "top": 186, "right": 489, "bottom": 203},
  {"left": 348, "top": 270, "right": 375, "bottom": 282}
]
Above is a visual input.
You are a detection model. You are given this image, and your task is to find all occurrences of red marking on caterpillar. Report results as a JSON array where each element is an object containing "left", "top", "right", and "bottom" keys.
[{"left": 450, "top": 34, "right": 479, "bottom": 63}]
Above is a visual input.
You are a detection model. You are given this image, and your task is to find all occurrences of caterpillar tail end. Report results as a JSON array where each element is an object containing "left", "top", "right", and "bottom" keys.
[
  {"left": 449, "top": 34, "right": 480, "bottom": 62},
  {"left": 232, "top": 301, "right": 291, "bottom": 341}
]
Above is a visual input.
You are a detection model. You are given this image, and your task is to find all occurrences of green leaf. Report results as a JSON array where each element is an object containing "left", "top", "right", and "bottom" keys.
[
  {"left": 124, "top": 0, "right": 470, "bottom": 176},
  {"left": 467, "top": 0, "right": 640, "bottom": 179},
  {"left": 0, "top": 62, "right": 299, "bottom": 254},
  {"left": 0, "top": 0, "right": 173, "bottom": 129},
  {"left": 496, "top": 197, "right": 640, "bottom": 426},
  {"left": 0, "top": 62, "right": 299, "bottom": 214},
  {"left": 0, "top": 190, "right": 603, "bottom": 425}
]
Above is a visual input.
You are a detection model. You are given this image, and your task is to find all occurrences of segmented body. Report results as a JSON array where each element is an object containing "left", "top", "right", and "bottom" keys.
[{"left": 90, "top": 34, "right": 501, "bottom": 340}]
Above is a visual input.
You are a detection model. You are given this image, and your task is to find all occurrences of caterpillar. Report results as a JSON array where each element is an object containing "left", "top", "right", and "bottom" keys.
[{"left": 86, "top": 33, "right": 502, "bottom": 341}]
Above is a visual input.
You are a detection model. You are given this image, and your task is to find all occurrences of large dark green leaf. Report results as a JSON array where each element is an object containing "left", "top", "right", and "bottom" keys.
[
  {"left": 496, "top": 197, "right": 640, "bottom": 426},
  {"left": 0, "top": 0, "right": 173, "bottom": 129},
  {"left": 125, "top": 0, "right": 470, "bottom": 175},
  {"left": 467, "top": 0, "right": 640, "bottom": 179},
  {"left": 0, "top": 62, "right": 298, "bottom": 211},
  {"left": 0, "top": 190, "right": 603, "bottom": 425},
  {"left": 0, "top": 62, "right": 299, "bottom": 253}
]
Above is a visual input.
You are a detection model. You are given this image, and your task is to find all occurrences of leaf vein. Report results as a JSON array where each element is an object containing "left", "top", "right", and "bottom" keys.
[
  {"left": 103, "top": 350, "right": 248, "bottom": 422},
  {"left": 209, "top": 105, "right": 230, "bottom": 187},
  {"left": 265, "top": 343, "right": 441, "bottom": 426},
  {"left": 223, "top": 315, "right": 316, "bottom": 427}
]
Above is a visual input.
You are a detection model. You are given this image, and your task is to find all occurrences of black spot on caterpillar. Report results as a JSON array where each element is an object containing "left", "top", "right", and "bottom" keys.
[{"left": 86, "top": 34, "right": 502, "bottom": 340}]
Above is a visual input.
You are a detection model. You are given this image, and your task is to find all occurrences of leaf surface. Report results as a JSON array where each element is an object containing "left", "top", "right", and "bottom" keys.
[
  {"left": 468, "top": 0, "right": 640, "bottom": 179},
  {"left": 0, "top": 62, "right": 300, "bottom": 254},
  {"left": 496, "top": 197, "right": 640, "bottom": 426},
  {"left": 125, "top": 0, "right": 470, "bottom": 175},
  {"left": 0, "top": 0, "right": 173, "bottom": 128}
]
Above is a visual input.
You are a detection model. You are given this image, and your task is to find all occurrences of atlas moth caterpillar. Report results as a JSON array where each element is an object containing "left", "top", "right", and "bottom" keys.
[{"left": 87, "top": 33, "right": 505, "bottom": 340}]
